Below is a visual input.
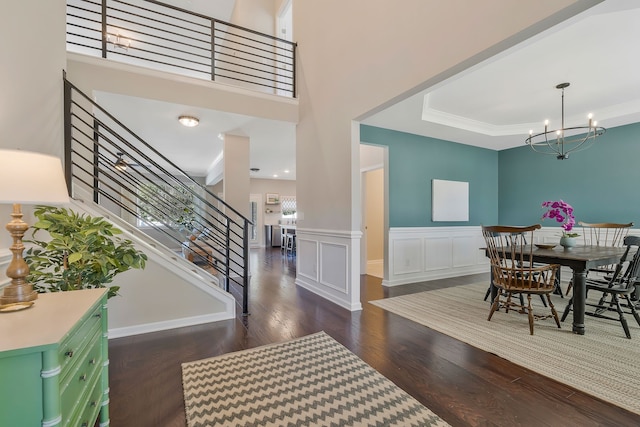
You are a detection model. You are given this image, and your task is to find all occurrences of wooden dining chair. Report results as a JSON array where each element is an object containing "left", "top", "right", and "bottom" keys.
[
  {"left": 564, "top": 221, "right": 634, "bottom": 294},
  {"left": 561, "top": 235, "right": 640, "bottom": 339},
  {"left": 482, "top": 224, "right": 561, "bottom": 335}
]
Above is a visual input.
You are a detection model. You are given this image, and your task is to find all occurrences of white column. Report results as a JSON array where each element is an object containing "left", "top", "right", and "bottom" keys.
[{"left": 222, "top": 134, "right": 250, "bottom": 220}]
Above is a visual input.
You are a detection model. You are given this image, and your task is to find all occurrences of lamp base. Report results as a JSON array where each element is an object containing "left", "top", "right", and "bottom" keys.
[
  {"left": 2, "top": 203, "right": 38, "bottom": 307},
  {"left": 0, "top": 284, "right": 38, "bottom": 305}
]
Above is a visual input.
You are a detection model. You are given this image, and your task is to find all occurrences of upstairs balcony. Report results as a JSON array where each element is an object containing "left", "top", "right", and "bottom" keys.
[{"left": 66, "top": 0, "right": 296, "bottom": 98}]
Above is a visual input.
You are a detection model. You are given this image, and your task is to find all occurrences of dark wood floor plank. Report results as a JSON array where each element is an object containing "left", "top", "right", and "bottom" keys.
[{"left": 107, "top": 248, "right": 640, "bottom": 427}]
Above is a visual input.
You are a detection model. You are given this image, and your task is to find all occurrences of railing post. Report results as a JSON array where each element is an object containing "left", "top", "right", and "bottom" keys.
[
  {"left": 63, "top": 75, "right": 73, "bottom": 196},
  {"left": 210, "top": 19, "right": 215, "bottom": 81},
  {"left": 92, "top": 120, "right": 100, "bottom": 204},
  {"left": 292, "top": 44, "right": 296, "bottom": 98},
  {"left": 224, "top": 220, "right": 230, "bottom": 292},
  {"left": 101, "top": 0, "right": 108, "bottom": 58},
  {"left": 242, "top": 219, "right": 250, "bottom": 316}
]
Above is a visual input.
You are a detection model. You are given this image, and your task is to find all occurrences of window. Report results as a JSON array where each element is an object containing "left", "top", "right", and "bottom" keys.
[
  {"left": 281, "top": 195, "right": 296, "bottom": 219},
  {"left": 137, "top": 181, "right": 201, "bottom": 230}
]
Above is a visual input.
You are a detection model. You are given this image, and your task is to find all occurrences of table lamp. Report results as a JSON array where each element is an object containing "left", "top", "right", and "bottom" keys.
[{"left": 0, "top": 149, "right": 70, "bottom": 311}]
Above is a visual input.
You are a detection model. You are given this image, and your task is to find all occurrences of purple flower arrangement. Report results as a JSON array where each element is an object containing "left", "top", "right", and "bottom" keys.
[{"left": 541, "top": 200, "right": 579, "bottom": 237}]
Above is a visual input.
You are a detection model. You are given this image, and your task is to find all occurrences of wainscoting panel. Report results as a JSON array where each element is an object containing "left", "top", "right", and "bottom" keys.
[
  {"left": 452, "top": 235, "right": 479, "bottom": 268},
  {"left": 386, "top": 226, "right": 487, "bottom": 286},
  {"left": 424, "top": 237, "right": 451, "bottom": 271},
  {"left": 392, "top": 238, "right": 422, "bottom": 275},
  {"left": 319, "top": 242, "right": 348, "bottom": 292},
  {"left": 384, "top": 226, "right": 640, "bottom": 287},
  {"left": 0, "top": 249, "right": 10, "bottom": 290},
  {"left": 384, "top": 227, "right": 482, "bottom": 286},
  {"left": 297, "top": 238, "right": 319, "bottom": 282},
  {"left": 295, "top": 228, "right": 362, "bottom": 311}
]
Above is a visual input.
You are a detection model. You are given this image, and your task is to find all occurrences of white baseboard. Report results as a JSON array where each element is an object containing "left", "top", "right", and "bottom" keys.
[{"left": 108, "top": 312, "right": 234, "bottom": 339}]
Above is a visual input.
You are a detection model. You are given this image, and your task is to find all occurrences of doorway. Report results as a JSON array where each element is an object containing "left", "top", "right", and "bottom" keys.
[{"left": 360, "top": 144, "right": 386, "bottom": 279}]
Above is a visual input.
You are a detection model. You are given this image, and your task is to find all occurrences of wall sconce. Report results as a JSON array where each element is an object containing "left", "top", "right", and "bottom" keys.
[{"left": 106, "top": 33, "right": 131, "bottom": 51}]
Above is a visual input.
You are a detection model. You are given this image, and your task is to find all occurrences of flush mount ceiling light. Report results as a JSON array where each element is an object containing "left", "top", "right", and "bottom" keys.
[
  {"left": 178, "top": 115, "right": 199, "bottom": 127},
  {"left": 525, "top": 82, "right": 606, "bottom": 160}
]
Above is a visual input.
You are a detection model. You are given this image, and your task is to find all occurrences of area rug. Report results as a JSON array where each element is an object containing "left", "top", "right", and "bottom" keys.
[
  {"left": 370, "top": 283, "right": 640, "bottom": 415},
  {"left": 181, "top": 331, "right": 449, "bottom": 426}
]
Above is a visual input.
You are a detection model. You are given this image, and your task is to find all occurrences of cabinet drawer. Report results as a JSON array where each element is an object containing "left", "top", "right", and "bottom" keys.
[
  {"left": 61, "top": 330, "right": 103, "bottom": 425},
  {"left": 69, "top": 375, "right": 104, "bottom": 427},
  {"left": 58, "top": 303, "right": 103, "bottom": 376}
]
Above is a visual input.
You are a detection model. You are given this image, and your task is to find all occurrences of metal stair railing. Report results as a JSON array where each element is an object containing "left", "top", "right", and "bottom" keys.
[
  {"left": 63, "top": 75, "right": 252, "bottom": 315},
  {"left": 66, "top": 0, "right": 296, "bottom": 98}
]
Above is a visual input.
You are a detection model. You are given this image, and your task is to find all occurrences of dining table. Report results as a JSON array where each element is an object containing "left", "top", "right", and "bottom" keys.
[{"left": 487, "top": 244, "right": 627, "bottom": 335}]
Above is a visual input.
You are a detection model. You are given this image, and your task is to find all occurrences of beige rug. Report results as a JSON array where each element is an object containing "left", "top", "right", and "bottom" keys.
[
  {"left": 182, "top": 332, "right": 450, "bottom": 426},
  {"left": 370, "top": 283, "right": 640, "bottom": 415}
]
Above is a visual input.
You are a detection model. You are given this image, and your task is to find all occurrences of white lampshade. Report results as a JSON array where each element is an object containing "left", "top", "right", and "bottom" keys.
[{"left": 0, "top": 149, "right": 70, "bottom": 205}]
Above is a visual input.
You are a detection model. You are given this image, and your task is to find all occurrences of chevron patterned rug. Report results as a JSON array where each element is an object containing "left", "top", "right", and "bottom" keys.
[
  {"left": 181, "top": 331, "right": 449, "bottom": 426},
  {"left": 370, "top": 282, "right": 640, "bottom": 415}
]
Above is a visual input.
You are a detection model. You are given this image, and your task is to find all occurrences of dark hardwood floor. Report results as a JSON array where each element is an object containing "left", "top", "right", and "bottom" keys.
[{"left": 108, "top": 248, "right": 640, "bottom": 426}]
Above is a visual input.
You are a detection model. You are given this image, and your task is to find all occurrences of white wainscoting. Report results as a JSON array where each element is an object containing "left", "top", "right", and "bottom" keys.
[
  {"left": 383, "top": 226, "right": 601, "bottom": 287},
  {"left": 295, "top": 227, "right": 363, "bottom": 311},
  {"left": 385, "top": 226, "right": 486, "bottom": 287},
  {"left": 0, "top": 249, "right": 11, "bottom": 290}
]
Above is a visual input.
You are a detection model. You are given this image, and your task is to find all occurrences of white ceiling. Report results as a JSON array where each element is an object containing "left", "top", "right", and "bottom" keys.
[
  {"left": 95, "top": 0, "right": 640, "bottom": 182},
  {"left": 94, "top": 92, "right": 296, "bottom": 180},
  {"left": 362, "top": 0, "right": 640, "bottom": 151}
]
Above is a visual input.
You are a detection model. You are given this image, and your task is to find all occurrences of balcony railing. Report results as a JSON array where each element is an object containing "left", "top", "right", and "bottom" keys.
[{"left": 66, "top": 0, "right": 296, "bottom": 97}]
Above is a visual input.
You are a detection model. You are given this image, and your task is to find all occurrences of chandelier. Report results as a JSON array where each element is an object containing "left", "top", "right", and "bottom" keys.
[{"left": 525, "top": 82, "right": 605, "bottom": 160}]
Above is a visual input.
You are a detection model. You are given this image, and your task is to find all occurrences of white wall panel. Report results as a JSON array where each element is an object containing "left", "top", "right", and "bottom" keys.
[
  {"left": 392, "top": 238, "right": 422, "bottom": 275},
  {"left": 319, "top": 242, "right": 348, "bottom": 292},
  {"left": 385, "top": 225, "right": 640, "bottom": 287},
  {"left": 297, "top": 238, "right": 318, "bottom": 282},
  {"left": 0, "top": 249, "right": 10, "bottom": 289},
  {"left": 424, "top": 237, "right": 451, "bottom": 271},
  {"left": 452, "top": 235, "right": 478, "bottom": 267},
  {"left": 295, "top": 229, "right": 362, "bottom": 311},
  {"left": 386, "top": 226, "right": 486, "bottom": 287}
]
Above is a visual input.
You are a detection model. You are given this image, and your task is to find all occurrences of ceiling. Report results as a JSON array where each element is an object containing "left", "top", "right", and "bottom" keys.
[
  {"left": 362, "top": 0, "right": 640, "bottom": 151},
  {"left": 95, "top": 0, "right": 640, "bottom": 182},
  {"left": 94, "top": 91, "right": 297, "bottom": 180}
]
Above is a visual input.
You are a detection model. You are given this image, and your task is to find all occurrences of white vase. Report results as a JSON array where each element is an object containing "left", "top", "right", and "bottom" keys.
[{"left": 559, "top": 236, "right": 576, "bottom": 250}]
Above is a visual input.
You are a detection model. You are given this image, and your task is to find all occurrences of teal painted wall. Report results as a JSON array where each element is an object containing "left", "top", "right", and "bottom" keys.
[
  {"left": 499, "top": 122, "right": 640, "bottom": 227},
  {"left": 360, "top": 125, "right": 499, "bottom": 227}
]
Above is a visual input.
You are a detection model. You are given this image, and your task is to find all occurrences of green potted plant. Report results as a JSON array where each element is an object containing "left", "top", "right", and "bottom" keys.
[{"left": 25, "top": 206, "right": 147, "bottom": 298}]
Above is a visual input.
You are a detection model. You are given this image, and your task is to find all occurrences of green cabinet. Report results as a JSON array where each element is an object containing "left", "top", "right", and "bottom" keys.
[{"left": 0, "top": 289, "right": 109, "bottom": 427}]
